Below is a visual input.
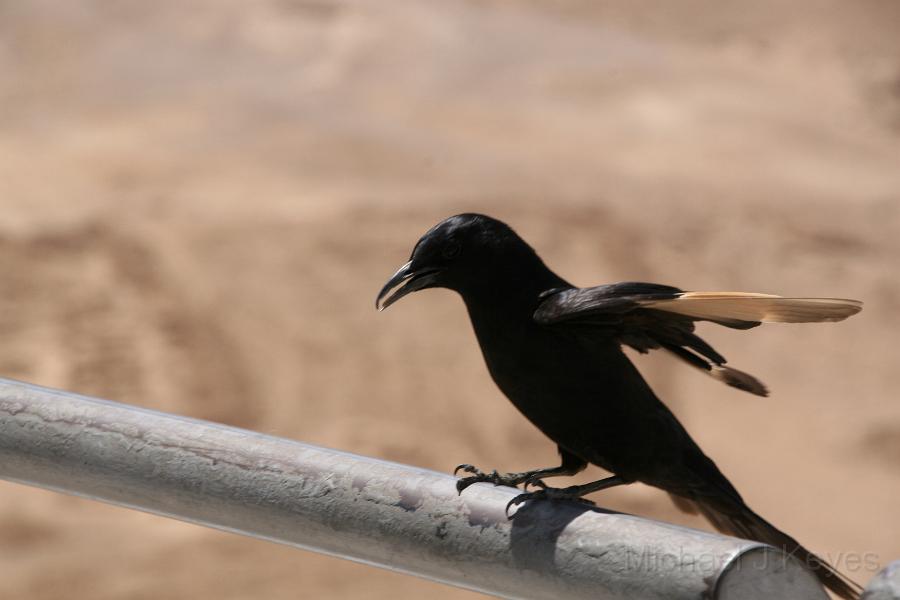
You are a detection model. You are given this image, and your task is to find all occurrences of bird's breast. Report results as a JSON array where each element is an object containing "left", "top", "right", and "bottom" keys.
[
  {"left": 466, "top": 306, "right": 667, "bottom": 472},
  {"left": 469, "top": 311, "right": 622, "bottom": 422}
]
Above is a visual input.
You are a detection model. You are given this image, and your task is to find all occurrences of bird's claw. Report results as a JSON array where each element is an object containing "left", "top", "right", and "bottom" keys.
[
  {"left": 505, "top": 494, "right": 527, "bottom": 517},
  {"left": 453, "top": 463, "right": 480, "bottom": 477},
  {"left": 455, "top": 475, "right": 481, "bottom": 494},
  {"left": 504, "top": 485, "right": 596, "bottom": 518},
  {"left": 523, "top": 476, "right": 548, "bottom": 491},
  {"left": 455, "top": 464, "right": 491, "bottom": 494},
  {"left": 453, "top": 464, "right": 524, "bottom": 494},
  {"left": 453, "top": 463, "right": 487, "bottom": 493}
]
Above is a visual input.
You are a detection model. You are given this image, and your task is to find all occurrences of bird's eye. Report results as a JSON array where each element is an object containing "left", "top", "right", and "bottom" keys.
[{"left": 442, "top": 242, "right": 461, "bottom": 259}]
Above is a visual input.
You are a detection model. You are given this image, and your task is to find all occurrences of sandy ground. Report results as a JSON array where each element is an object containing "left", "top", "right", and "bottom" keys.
[{"left": 1, "top": 0, "right": 899, "bottom": 598}]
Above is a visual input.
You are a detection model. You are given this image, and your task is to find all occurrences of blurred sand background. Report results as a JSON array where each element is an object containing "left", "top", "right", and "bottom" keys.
[{"left": 1, "top": 0, "right": 899, "bottom": 598}]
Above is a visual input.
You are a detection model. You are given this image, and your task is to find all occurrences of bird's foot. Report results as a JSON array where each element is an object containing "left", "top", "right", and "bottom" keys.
[
  {"left": 505, "top": 480, "right": 596, "bottom": 517},
  {"left": 453, "top": 464, "right": 533, "bottom": 494}
]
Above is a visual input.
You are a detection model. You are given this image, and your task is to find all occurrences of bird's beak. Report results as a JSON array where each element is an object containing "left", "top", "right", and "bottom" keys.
[{"left": 376, "top": 261, "right": 441, "bottom": 311}]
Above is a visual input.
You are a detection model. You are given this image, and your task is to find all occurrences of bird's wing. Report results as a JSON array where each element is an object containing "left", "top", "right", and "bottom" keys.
[{"left": 534, "top": 282, "right": 862, "bottom": 397}]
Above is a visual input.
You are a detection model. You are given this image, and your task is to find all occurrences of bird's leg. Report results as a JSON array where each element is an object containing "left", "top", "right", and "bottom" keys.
[
  {"left": 506, "top": 475, "right": 628, "bottom": 516},
  {"left": 453, "top": 464, "right": 575, "bottom": 493},
  {"left": 454, "top": 448, "right": 587, "bottom": 494}
]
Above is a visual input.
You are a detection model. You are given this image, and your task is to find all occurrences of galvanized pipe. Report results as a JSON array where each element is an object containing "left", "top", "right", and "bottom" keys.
[
  {"left": 0, "top": 378, "right": 828, "bottom": 599},
  {"left": 865, "top": 561, "right": 900, "bottom": 600}
]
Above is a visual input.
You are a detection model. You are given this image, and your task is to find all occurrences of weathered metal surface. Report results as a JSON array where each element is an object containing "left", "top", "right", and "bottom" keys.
[
  {"left": 864, "top": 561, "right": 900, "bottom": 600},
  {"left": 0, "top": 378, "right": 829, "bottom": 599}
]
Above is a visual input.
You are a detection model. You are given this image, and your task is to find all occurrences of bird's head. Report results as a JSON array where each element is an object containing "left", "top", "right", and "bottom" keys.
[{"left": 376, "top": 213, "right": 538, "bottom": 310}]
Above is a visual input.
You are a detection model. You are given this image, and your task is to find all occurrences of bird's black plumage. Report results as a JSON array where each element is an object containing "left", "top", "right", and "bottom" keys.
[{"left": 376, "top": 213, "right": 863, "bottom": 599}]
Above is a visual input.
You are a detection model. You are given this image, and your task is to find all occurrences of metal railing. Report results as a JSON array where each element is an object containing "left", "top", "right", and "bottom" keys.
[{"left": 0, "top": 377, "right": 839, "bottom": 599}]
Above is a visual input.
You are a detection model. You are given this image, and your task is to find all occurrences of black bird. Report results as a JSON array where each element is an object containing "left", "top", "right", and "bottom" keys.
[{"left": 376, "top": 214, "right": 864, "bottom": 599}]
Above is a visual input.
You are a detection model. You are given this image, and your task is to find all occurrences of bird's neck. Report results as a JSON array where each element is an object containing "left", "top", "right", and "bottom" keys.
[{"left": 459, "top": 259, "right": 569, "bottom": 322}]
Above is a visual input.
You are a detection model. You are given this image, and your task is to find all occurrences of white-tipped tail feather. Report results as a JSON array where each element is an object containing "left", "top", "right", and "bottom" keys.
[{"left": 642, "top": 292, "right": 862, "bottom": 323}]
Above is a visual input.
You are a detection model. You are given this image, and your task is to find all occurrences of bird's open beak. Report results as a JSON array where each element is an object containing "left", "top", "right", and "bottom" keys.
[{"left": 376, "top": 261, "right": 441, "bottom": 311}]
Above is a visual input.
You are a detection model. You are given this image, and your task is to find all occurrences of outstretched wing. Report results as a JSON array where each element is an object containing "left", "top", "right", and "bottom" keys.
[{"left": 534, "top": 282, "right": 862, "bottom": 397}]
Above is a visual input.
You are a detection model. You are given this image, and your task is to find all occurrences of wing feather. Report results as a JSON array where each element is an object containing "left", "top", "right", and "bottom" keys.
[
  {"left": 641, "top": 293, "right": 862, "bottom": 323},
  {"left": 535, "top": 283, "right": 862, "bottom": 397}
]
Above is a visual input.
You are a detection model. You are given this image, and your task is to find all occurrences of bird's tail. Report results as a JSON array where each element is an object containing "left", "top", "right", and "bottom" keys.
[{"left": 687, "top": 494, "right": 863, "bottom": 599}]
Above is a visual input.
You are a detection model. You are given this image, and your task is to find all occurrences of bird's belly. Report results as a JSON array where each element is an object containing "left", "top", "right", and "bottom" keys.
[{"left": 480, "top": 334, "right": 664, "bottom": 476}]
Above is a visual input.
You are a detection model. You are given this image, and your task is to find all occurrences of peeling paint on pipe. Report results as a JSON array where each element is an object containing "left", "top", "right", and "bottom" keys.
[{"left": 0, "top": 378, "right": 829, "bottom": 599}]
